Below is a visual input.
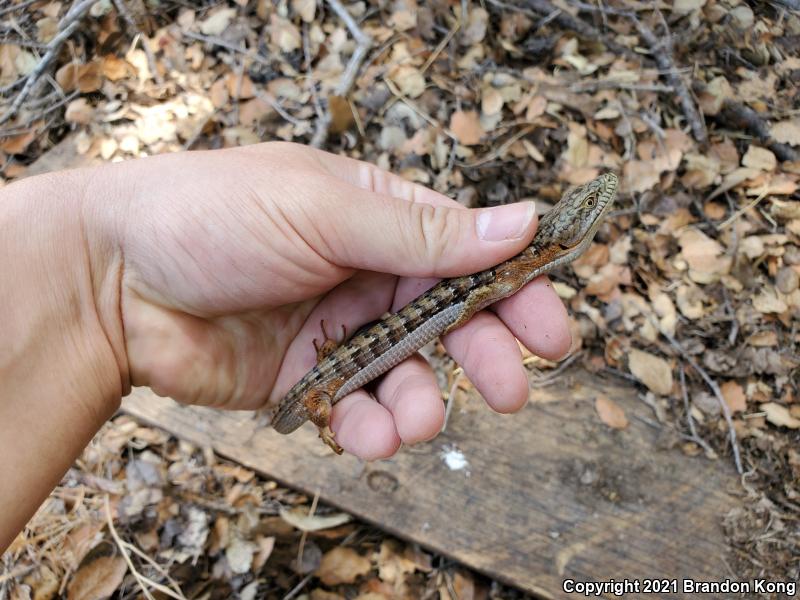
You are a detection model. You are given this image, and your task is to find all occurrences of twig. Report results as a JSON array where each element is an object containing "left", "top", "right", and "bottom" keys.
[
  {"left": 527, "top": 351, "right": 583, "bottom": 388},
  {"left": 295, "top": 491, "right": 320, "bottom": 575},
  {"left": 325, "top": 0, "right": 373, "bottom": 97},
  {"left": 458, "top": 124, "right": 536, "bottom": 168},
  {"left": 716, "top": 188, "right": 769, "bottom": 230},
  {"left": 104, "top": 496, "right": 187, "bottom": 600},
  {"left": 714, "top": 95, "right": 798, "bottom": 162},
  {"left": 648, "top": 317, "right": 743, "bottom": 474},
  {"left": 303, "top": 25, "right": 329, "bottom": 148},
  {"left": 282, "top": 573, "right": 314, "bottom": 600},
  {"left": 420, "top": 15, "right": 460, "bottom": 75},
  {"left": 112, "top": 0, "right": 163, "bottom": 85},
  {"left": 568, "top": 80, "right": 675, "bottom": 94},
  {"left": 0, "top": 0, "right": 95, "bottom": 126},
  {"left": 631, "top": 14, "right": 707, "bottom": 145},
  {"left": 0, "top": 0, "right": 39, "bottom": 18},
  {"left": 771, "top": 0, "right": 800, "bottom": 11},
  {"left": 569, "top": 2, "right": 708, "bottom": 145},
  {"left": 382, "top": 76, "right": 455, "bottom": 139},
  {"left": 679, "top": 365, "right": 716, "bottom": 458},
  {"left": 308, "top": 0, "right": 373, "bottom": 147},
  {"left": 182, "top": 31, "right": 270, "bottom": 66},
  {"left": 522, "top": 0, "right": 639, "bottom": 61},
  {"left": 253, "top": 89, "right": 305, "bottom": 127},
  {"left": 443, "top": 367, "right": 465, "bottom": 433}
]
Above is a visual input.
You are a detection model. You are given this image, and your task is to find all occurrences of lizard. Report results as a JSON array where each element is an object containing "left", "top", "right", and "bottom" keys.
[{"left": 268, "top": 172, "right": 619, "bottom": 453}]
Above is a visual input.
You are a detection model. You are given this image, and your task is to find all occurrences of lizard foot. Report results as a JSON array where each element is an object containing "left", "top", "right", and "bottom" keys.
[{"left": 312, "top": 319, "right": 348, "bottom": 362}]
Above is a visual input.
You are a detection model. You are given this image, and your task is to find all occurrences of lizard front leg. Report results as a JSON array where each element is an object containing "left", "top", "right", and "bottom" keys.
[
  {"left": 303, "top": 386, "right": 344, "bottom": 454},
  {"left": 312, "top": 319, "right": 347, "bottom": 362},
  {"left": 442, "top": 280, "right": 520, "bottom": 335}
]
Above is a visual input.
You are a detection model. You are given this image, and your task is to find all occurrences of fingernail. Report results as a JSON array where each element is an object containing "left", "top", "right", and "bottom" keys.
[{"left": 476, "top": 201, "right": 536, "bottom": 242}]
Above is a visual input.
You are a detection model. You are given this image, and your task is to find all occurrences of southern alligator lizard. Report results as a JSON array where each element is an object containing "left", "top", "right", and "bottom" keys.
[{"left": 270, "top": 172, "right": 618, "bottom": 452}]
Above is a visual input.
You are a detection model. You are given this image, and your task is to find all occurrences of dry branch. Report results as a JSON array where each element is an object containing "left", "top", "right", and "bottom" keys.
[
  {"left": 717, "top": 99, "right": 798, "bottom": 162},
  {"left": 631, "top": 17, "right": 708, "bottom": 146},
  {"left": 112, "top": 0, "right": 163, "bottom": 85},
  {"left": 0, "top": 0, "right": 95, "bottom": 126},
  {"left": 654, "top": 319, "right": 743, "bottom": 475},
  {"left": 522, "top": 0, "right": 640, "bottom": 61},
  {"left": 326, "top": 0, "right": 373, "bottom": 97},
  {"left": 309, "top": 0, "right": 373, "bottom": 148},
  {"left": 567, "top": 2, "right": 708, "bottom": 146}
]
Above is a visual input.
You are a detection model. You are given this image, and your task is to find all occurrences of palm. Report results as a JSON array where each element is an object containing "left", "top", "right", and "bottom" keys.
[{"left": 110, "top": 143, "right": 571, "bottom": 459}]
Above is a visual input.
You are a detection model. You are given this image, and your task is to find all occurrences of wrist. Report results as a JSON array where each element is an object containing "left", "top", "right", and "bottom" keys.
[
  {"left": 0, "top": 168, "right": 129, "bottom": 551},
  {"left": 0, "top": 168, "right": 127, "bottom": 420}
]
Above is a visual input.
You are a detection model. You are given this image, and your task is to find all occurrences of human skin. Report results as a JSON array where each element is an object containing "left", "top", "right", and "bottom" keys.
[{"left": 0, "top": 142, "right": 570, "bottom": 552}]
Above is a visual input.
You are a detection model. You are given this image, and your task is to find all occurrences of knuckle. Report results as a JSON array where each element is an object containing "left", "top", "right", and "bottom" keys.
[{"left": 413, "top": 202, "right": 460, "bottom": 269}]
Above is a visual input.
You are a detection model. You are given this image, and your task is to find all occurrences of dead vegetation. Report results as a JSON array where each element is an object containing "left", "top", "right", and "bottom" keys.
[{"left": 1, "top": 0, "right": 799, "bottom": 597}]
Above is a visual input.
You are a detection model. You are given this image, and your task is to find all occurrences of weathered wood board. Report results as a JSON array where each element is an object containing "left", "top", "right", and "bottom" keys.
[{"left": 122, "top": 368, "right": 740, "bottom": 599}]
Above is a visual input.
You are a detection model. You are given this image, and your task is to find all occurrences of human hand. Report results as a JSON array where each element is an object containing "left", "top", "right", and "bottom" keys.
[{"left": 85, "top": 142, "right": 571, "bottom": 459}]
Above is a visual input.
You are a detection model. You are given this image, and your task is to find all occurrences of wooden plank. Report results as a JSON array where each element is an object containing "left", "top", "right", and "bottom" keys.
[{"left": 122, "top": 368, "right": 739, "bottom": 599}]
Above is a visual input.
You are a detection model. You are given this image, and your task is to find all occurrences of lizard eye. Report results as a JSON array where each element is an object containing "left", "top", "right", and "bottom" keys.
[{"left": 585, "top": 196, "right": 596, "bottom": 208}]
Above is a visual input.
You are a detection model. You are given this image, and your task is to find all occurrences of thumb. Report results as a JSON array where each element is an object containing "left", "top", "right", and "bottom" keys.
[{"left": 307, "top": 183, "right": 538, "bottom": 278}]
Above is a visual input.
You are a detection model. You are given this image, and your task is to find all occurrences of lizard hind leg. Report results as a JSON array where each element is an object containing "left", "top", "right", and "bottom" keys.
[
  {"left": 304, "top": 387, "right": 343, "bottom": 454},
  {"left": 312, "top": 319, "right": 348, "bottom": 363}
]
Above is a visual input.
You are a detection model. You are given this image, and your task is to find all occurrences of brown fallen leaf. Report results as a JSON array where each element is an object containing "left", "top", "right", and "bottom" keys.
[
  {"left": 628, "top": 348, "right": 673, "bottom": 395},
  {"left": 67, "top": 555, "right": 126, "bottom": 600},
  {"left": 761, "top": 403, "right": 800, "bottom": 429},
  {"left": 742, "top": 145, "right": 777, "bottom": 172},
  {"left": 449, "top": 110, "right": 484, "bottom": 145},
  {"left": 316, "top": 547, "right": 371, "bottom": 586},
  {"left": 102, "top": 55, "right": 131, "bottom": 81},
  {"left": 328, "top": 95, "right": 354, "bottom": 134},
  {"left": 720, "top": 381, "right": 747, "bottom": 413},
  {"left": 0, "top": 130, "right": 36, "bottom": 154},
  {"left": 595, "top": 395, "right": 629, "bottom": 429},
  {"left": 279, "top": 507, "right": 351, "bottom": 532},
  {"left": 65, "top": 98, "right": 94, "bottom": 125}
]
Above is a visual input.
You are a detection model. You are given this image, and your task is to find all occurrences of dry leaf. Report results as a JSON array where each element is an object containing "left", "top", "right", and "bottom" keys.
[
  {"left": 461, "top": 7, "right": 489, "bottom": 45},
  {"left": 0, "top": 130, "right": 36, "bottom": 154},
  {"left": 200, "top": 7, "right": 236, "bottom": 36},
  {"left": 720, "top": 381, "right": 746, "bottom": 413},
  {"left": 67, "top": 556, "right": 126, "bottom": 600},
  {"left": 271, "top": 14, "right": 302, "bottom": 53},
  {"left": 742, "top": 146, "right": 777, "bottom": 172},
  {"left": 210, "top": 78, "right": 229, "bottom": 108},
  {"left": 628, "top": 348, "right": 673, "bottom": 395},
  {"left": 770, "top": 119, "right": 800, "bottom": 146},
  {"left": 525, "top": 95, "right": 547, "bottom": 120},
  {"left": 36, "top": 17, "right": 59, "bottom": 43},
  {"left": 595, "top": 395, "right": 629, "bottom": 429},
  {"left": 328, "top": 95, "right": 354, "bottom": 134},
  {"left": 673, "top": 0, "right": 706, "bottom": 13},
  {"left": 279, "top": 507, "right": 351, "bottom": 532},
  {"left": 390, "top": 65, "right": 425, "bottom": 98},
  {"left": 752, "top": 287, "right": 788, "bottom": 314},
  {"left": 292, "top": 0, "right": 316, "bottom": 22},
  {"left": 316, "top": 547, "right": 371, "bottom": 585},
  {"left": 761, "top": 403, "right": 800, "bottom": 429},
  {"left": 678, "top": 227, "right": 731, "bottom": 283},
  {"left": 449, "top": 110, "right": 484, "bottom": 145},
  {"left": 226, "top": 537, "right": 256, "bottom": 574},
  {"left": 102, "top": 55, "right": 130, "bottom": 81},
  {"left": 481, "top": 87, "right": 504, "bottom": 116},
  {"left": 65, "top": 98, "right": 94, "bottom": 125}
]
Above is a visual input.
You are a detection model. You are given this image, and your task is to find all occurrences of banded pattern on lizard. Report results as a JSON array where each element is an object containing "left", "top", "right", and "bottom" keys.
[{"left": 269, "top": 173, "right": 619, "bottom": 453}]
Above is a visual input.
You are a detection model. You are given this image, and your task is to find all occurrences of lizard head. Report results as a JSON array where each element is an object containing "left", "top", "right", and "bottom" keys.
[{"left": 533, "top": 172, "right": 618, "bottom": 262}]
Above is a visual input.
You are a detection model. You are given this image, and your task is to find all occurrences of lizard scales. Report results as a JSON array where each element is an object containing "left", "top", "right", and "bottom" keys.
[{"left": 271, "top": 173, "right": 619, "bottom": 452}]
